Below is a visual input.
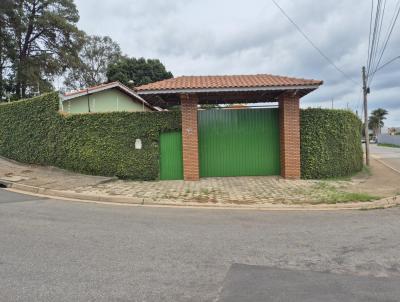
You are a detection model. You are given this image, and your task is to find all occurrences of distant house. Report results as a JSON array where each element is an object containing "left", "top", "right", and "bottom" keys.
[
  {"left": 389, "top": 127, "right": 400, "bottom": 135},
  {"left": 61, "top": 81, "right": 158, "bottom": 114}
]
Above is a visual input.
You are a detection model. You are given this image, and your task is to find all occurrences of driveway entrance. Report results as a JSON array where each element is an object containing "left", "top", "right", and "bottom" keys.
[
  {"left": 198, "top": 108, "right": 280, "bottom": 177},
  {"left": 136, "top": 74, "right": 323, "bottom": 180}
]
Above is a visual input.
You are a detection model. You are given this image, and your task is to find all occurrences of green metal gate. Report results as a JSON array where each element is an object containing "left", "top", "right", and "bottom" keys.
[
  {"left": 160, "top": 131, "right": 183, "bottom": 180},
  {"left": 198, "top": 108, "right": 280, "bottom": 177}
]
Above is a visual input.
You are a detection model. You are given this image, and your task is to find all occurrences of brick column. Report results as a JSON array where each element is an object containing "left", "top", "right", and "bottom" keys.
[
  {"left": 279, "top": 93, "right": 301, "bottom": 179},
  {"left": 181, "top": 94, "right": 199, "bottom": 181}
]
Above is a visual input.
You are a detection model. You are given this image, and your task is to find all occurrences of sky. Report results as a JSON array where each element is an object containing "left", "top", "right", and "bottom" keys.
[{"left": 73, "top": 0, "right": 400, "bottom": 126}]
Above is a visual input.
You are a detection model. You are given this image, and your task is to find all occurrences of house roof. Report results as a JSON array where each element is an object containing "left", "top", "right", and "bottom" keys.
[
  {"left": 135, "top": 74, "right": 323, "bottom": 107},
  {"left": 63, "top": 81, "right": 158, "bottom": 111},
  {"left": 135, "top": 74, "right": 323, "bottom": 93}
]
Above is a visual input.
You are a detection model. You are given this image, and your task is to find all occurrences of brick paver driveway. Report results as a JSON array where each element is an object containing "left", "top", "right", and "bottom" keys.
[
  {"left": 73, "top": 176, "right": 351, "bottom": 205},
  {"left": 2, "top": 154, "right": 399, "bottom": 206}
]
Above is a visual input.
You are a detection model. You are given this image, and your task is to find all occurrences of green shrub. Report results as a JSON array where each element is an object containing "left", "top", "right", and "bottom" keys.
[
  {"left": 0, "top": 93, "right": 181, "bottom": 180},
  {"left": 0, "top": 94, "right": 363, "bottom": 181},
  {"left": 300, "top": 109, "right": 363, "bottom": 179}
]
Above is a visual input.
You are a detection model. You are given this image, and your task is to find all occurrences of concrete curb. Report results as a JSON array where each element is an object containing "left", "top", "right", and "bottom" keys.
[{"left": 1, "top": 178, "right": 399, "bottom": 211}]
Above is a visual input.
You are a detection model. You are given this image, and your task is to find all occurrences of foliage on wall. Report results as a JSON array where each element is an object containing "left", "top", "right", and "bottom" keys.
[
  {"left": 0, "top": 93, "right": 181, "bottom": 180},
  {"left": 300, "top": 109, "right": 363, "bottom": 179},
  {"left": 0, "top": 94, "right": 363, "bottom": 180}
]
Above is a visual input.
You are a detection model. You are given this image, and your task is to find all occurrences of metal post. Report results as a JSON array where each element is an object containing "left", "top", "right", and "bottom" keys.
[{"left": 362, "top": 66, "right": 370, "bottom": 166}]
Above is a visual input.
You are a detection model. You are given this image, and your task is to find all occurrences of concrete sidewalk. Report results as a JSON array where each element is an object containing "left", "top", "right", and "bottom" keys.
[
  {"left": 1, "top": 156, "right": 399, "bottom": 209},
  {"left": 370, "top": 144, "right": 400, "bottom": 173}
]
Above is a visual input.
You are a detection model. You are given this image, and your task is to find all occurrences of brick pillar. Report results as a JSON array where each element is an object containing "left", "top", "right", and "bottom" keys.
[
  {"left": 181, "top": 94, "right": 199, "bottom": 181},
  {"left": 279, "top": 93, "right": 301, "bottom": 179}
]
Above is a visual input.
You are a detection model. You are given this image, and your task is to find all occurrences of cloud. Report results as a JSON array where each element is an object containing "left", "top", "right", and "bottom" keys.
[{"left": 74, "top": 0, "right": 400, "bottom": 126}]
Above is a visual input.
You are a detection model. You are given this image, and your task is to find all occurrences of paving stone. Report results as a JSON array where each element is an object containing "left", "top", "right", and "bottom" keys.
[{"left": 73, "top": 176, "right": 348, "bottom": 205}]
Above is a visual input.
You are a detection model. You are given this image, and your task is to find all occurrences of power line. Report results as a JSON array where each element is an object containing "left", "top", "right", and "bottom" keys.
[
  {"left": 374, "top": 55, "right": 400, "bottom": 73},
  {"left": 270, "top": 0, "right": 358, "bottom": 85},
  {"left": 367, "top": 0, "right": 375, "bottom": 68},
  {"left": 367, "top": 0, "right": 383, "bottom": 77},
  {"left": 371, "top": 0, "right": 387, "bottom": 73},
  {"left": 368, "top": 0, "right": 400, "bottom": 84},
  {"left": 374, "top": 0, "right": 387, "bottom": 67},
  {"left": 367, "top": 0, "right": 378, "bottom": 76}
]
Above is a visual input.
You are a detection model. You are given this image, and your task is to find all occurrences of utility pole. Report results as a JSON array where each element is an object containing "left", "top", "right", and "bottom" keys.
[
  {"left": 331, "top": 98, "right": 334, "bottom": 109},
  {"left": 362, "top": 66, "right": 370, "bottom": 166}
]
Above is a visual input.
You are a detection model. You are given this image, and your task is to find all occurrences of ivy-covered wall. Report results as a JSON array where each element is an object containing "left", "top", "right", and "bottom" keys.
[
  {"left": 300, "top": 108, "right": 363, "bottom": 179},
  {"left": 0, "top": 93, "right": 181, "bottom": 180},
  {"left": 0, "top": 94, "right": 362, "bottom": 180}
]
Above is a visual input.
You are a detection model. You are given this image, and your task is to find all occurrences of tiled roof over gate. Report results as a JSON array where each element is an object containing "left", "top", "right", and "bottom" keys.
[{"left": 136, "top": 74, "right": 323, "bottom": 92}]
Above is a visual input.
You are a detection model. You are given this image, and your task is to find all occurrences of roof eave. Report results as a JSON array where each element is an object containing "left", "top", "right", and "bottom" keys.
[
  {"left": 136, "top": 84, "right": 322, "bottom": 95},
  {"left": 62, "top": 82, "right": 156, "bottom": 111}
]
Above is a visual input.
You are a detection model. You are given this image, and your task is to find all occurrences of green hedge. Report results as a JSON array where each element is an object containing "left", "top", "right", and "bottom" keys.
[
  {"left": 0, "top": 94, "right": 363, "bottom": 180},
  {"left": 300, "top": 109, "right": 363, "bottom": 179},
  {"left": 0, "top": 93, "right": 181, "bottom": 180}
]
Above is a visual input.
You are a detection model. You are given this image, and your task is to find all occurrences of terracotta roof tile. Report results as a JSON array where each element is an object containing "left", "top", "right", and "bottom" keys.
[{"left": 135, "top": 74, "right": 323, "bottom": 92}]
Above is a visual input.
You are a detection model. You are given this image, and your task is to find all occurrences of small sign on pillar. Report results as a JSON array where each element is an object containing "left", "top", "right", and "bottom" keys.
[{"left": 135, "top": 139, "right": 142, "bottom": 150}]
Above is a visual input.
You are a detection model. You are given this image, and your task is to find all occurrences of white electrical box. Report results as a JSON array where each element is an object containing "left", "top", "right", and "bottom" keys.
[{"left": 135, "top": 139, "right": 142, "bottom": 150}]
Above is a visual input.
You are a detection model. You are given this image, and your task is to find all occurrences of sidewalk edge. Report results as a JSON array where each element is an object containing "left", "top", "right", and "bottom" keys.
[{"left": 1, "top": 178, "right": 399, "bottom": 211}]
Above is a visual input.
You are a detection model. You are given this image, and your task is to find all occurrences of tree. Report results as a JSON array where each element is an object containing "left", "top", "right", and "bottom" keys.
[
  {"left": 0, "top": 0, "right": 15, "bottom": 101},
  {"left": 368, "top": 108, "right": 388, "bottom": 136},
  {"left": 106, "top": 57, "right": 173, "bottom": 87},
  {"left": 4, "top": 0, "right": 84, "bottom": 99},
  {"left": 64, "top": 35, "right": 122, "bottom": 90}
]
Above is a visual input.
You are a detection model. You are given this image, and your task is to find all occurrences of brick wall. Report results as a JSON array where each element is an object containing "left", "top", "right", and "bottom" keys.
[
  {"left": 180, "top": 94, "right": 200, "bottom": 180},
  {"left": 279, "top": 93, "right": 301, "bottom": 179}
]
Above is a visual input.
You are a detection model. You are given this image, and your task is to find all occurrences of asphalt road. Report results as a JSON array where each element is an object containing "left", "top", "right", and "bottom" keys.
[
  {"left": 218, "top": 264, "right": 400, "bottom": 302},
  {"left": 1, "top": 189, "right": 400, "bottom": 301},
  {"left": 370, "top": 144, "right": 400, "bottom": 172}
]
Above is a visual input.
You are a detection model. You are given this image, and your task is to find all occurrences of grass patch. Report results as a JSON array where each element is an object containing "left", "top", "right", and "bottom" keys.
[
  {"left": 361, "top": 165, "right": 372, "bottom": 176},
  {"left": 309, "top": 182, "right": 380, "bottom": 204},
  {"left": 324, "top": 165, "right": 371, "bottom": 181},
  {"left": 200, "top": 188, "right": 210, "bottom": 195},
  {"left": 378, "top": 143, "right": 400, "bottom": 148},
  {"left": 324, "top": 175, "right": 352, "bottom": 181}
]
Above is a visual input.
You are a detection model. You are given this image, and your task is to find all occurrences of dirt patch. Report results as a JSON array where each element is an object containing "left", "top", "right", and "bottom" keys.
[{"left": 344, "top": 159, "right": 400, "bottom": 198}]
